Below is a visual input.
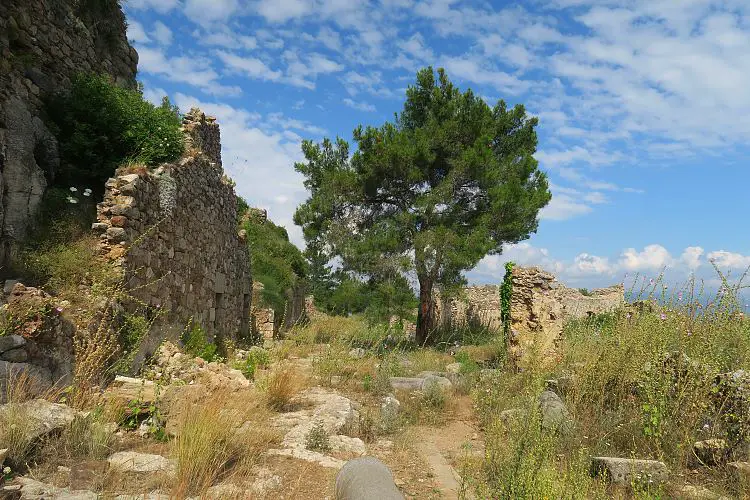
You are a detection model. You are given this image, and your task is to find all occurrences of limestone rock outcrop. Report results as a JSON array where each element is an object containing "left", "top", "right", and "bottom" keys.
[{"left": 0, "top": 0, "right": 137, "bottom": 265}]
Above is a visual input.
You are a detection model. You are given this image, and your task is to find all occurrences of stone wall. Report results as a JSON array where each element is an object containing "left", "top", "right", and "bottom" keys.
[
  {"left": 94, "top": 109, "right": 252, "bottom": 351},
  {"left": 0, "top": 0, "right": 137, "bottom": 265},
  {"left": 433, "top": 266, "right": 623, "bottom": 364},
  {"left": 509, "top": 267, "right": 624, "bottom": 364},
  {"left": 434, "top": 285, "right": 503, "bottom": 331},
  {"left": 251, "top": 281, "right": 276, "bottom": 340}
]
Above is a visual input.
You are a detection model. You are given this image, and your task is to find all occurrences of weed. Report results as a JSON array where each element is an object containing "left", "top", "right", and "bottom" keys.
[
  {"left": 233, "top": 347, "right": 271, "bottom": 380},
  {"left": 172, "top": 390, "right": 279, "bottom": 496},
  {"left": 181, "top": 320, "right": 218, "bottom": 362},
  {"left": 305, "top": 421, "right": 331, "bottom": 453},
  {"left": 263, "top": 364, "right": 305, "bottom": 411}
]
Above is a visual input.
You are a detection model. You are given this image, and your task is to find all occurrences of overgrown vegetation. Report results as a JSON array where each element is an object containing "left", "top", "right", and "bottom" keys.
[
  {"left": 461, "top": 273, "right": 750, "bottom": 498},
  {"left": 172, "top": 390, "right": 279, "bottom": 496},
  {"left": 181, "top": 320, "right": 219, "bottom": 362},
  {"left": 240, "top": 204, "right": 307, "bottom": 319},
  {"left": 46, "top": 73, "right": 184, "bottom": 190}
]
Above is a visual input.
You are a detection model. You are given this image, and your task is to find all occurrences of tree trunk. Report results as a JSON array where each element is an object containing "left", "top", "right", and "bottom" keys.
[{"left": 416, "top": 276, "right": 433, "bottom": 345}]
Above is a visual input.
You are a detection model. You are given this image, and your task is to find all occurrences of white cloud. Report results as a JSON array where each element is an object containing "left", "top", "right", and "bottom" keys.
[
  {"left": 256, "top": 0, "right": 313, "bottom": 23},
  {"left": 184, "top": 0, "right": 240, "bottom": 25},
  {"left": 126, "top": 21, "right": 150, "bottom": 44},
  {"left": 619, "top": 244, "right": 674, "bottom": 271},
  {"left": 152, "top": 21, "right": 173, "bottom": 46},
  {"left": 216, "top": 51, "right": 283, "bottom": 82},
  {"left": 442, "top": 56, "right": 531, "bottom": 95},
  {"left": 136, "top": 45, "right": 242, "bottom": 96},
  {"left": 468, "top": 242, "right": 750, "bottom": 288},
  {"left": 125, "top": 0, "right": 180, "bottom": 13},
  {"left": 570, "top": 253, "right": 614, "bottom": 275},
  {"left": 540, "top": 194, "right": 592, "bottom": 220},
  {"left": 707, "top": 250, "right": 750, "bottom": 270},
  {"left": 343, "top": 98, "right": 376, "bottom": 112},
  {"left": 681, "top": 246, "right": 705, "bottom": 270}
]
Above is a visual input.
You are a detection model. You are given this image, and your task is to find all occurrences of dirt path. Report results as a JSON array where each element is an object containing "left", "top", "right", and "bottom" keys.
[{"left": 413, "top": 398, "right": 482, "bottom": 499}]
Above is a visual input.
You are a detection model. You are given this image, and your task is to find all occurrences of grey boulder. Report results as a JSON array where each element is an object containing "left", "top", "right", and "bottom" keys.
[
  {"left": 335, "top": 456, "right": 405, "bottom": 500},
  {"left": 591, "top": 457, "right": 669, "bottom": 487}
]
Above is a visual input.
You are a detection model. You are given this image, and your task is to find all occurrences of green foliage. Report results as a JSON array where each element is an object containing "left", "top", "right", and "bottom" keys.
[
  {"left": 236, "top": 195, "right": 250, "bottom": 220},
  {"left": 234, "top": 348, "right": 271, "bottom": 380},
  {"left": 455, "top": 350, "right": 481, "bottom": 375},
  {"left": 242, "top": 214, "right": 307, "bottom": 316},
  {"left": 294, "top": 67, "right": 550, "bottom": 343},
  {"left": 304, "top": 421, "right": 331, "bottom": 453},
  {"left": 429, "top": 318, "right": 497, "bottom": 347},
  {"left": 181, "top": 321, "right": 219, "bottom": 362},
  {"left": 501, "top": 261, "right": 514, "bottom": 338},
  {"left": 46, "top": 73, "right": 184, "bottom": 189}
]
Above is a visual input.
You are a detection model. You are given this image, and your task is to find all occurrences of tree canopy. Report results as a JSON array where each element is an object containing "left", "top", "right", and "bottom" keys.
[{"left": 294, "top": 67, "right": 551, "bottom": 344}]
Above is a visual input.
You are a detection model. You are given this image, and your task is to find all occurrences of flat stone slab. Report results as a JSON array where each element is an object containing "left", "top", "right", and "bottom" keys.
[
  {"left": 108, "top": 452, "right": 176, "bottom": 474},
  {"left": 17, "top": 477, "right": 98, "bottom": 500},
  {"left": 0, "top": 399, "right": 85, "bottom": 443},
  {"left": 0, "top": 335, "right": 25, "bottom": 354},
  {"left": 389, "top": 376, "right": 452, "bottom": 392},
  {"left": 591, "top": 457, "right": 669, "bottom": 487},
  {"left": 389, "top": 377, "right": 425, "bottom": 391}
]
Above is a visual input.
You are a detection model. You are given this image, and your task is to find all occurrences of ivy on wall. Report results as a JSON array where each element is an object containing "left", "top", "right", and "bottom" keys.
[{"left": 500, "top": 261, "right": 515, "bottom": 340}]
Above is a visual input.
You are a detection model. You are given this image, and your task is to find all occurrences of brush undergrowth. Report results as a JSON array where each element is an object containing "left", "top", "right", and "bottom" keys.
[{"left": 465, "top": 271, "right": 750, "bottom": 498}]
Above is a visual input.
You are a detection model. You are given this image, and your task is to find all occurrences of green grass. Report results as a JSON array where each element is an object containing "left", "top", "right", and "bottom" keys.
[{"left": 464, "top": 274, "right": 750, "bottom": 499}]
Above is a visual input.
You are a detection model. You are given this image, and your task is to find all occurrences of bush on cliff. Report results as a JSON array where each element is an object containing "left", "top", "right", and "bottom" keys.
[{"left": 46, "top": 73, "right": 184, "bottom": 190}]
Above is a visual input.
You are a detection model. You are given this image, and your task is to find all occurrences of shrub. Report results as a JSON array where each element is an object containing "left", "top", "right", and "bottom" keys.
[
  {"left": 234, "top": 348, "right": 271, "bottom": 380},
  {"left": 305, "top": 421, "right": 331, "bottom": 453},
  {"left": 181, "top": 321, "right": 219, "bottom": 362},
  {"left": 46, "top": 73, "right": 184, "bottom": 189}
]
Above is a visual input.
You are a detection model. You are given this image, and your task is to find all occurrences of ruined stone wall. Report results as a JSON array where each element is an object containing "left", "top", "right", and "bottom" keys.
[
  {"left": 434, "top": 285, "right": 503, "bottom": 331},
  {"left": 433, "top": 266, "right": 623, "bottom": 363},
  {"left": 509, "top": 267, "right": 624, "bottom": 363},
  {"left": 251, "top": 281, "right": 276, "bottom": 340},
  {"left": 0, "top": 0, "right": 137, "bottom": 265},
  {"left": 95, "top": 109, "right": 252, "bottom": 349},
  {"left": 283, "top": 283, "right": 308, "bottom": 330}
]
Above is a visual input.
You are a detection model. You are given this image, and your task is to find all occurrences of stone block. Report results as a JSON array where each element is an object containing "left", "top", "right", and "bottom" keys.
[
  {"left": 0, "top": 348, "right": 28, "bottom": 363},
  {"left": 591, "top": 457, "right": 669, "bottom": 487},
  {"left": 0, "top": 334, "right": 25, "bottom": 353}
]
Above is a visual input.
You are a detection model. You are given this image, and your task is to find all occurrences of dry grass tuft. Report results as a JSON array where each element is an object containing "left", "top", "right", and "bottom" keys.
[
  {"left": 263, "top": 363, "right": 306, "bottom": 411},
  {"left": 171, "top": 389, "right": 280, "bottom": 496}
]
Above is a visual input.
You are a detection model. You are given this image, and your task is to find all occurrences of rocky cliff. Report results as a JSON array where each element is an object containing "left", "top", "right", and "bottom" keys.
[{"left": 0, "top": 0, "right": 137, "bottom": 266}]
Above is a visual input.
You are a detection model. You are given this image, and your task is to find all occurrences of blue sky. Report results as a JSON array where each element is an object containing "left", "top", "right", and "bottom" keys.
[{"left": 123, "top": 0, "right": 750, "bottom": 293}]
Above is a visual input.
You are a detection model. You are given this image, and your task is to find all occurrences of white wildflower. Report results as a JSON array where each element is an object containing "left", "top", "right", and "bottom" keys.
[
  {"left": 69, "top": 187, "right": 78, "bottom": 192},
  {"left": 2, "top": 466, "right": 10, "bottom": 475},
  {"left": 66, "top": 196, "right": 79, "bottom": 204}
]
